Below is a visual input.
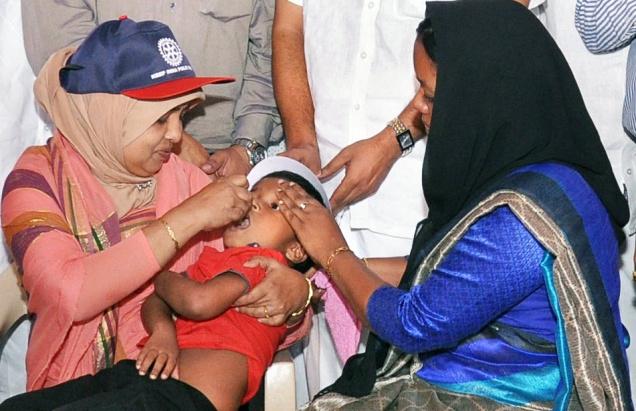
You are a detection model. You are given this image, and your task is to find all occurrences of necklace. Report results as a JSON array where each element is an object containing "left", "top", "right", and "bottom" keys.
[{"left": 135, "top": 180, "right": 154, "bottom": 191}]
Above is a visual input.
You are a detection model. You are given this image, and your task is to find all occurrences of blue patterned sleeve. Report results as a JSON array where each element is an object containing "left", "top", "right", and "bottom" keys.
[
  {"left": 367, "top": 206, "right": 547, "bottom": 354},
  {"left": 575, "top": 0, "right": 636, "bottom": 53}
]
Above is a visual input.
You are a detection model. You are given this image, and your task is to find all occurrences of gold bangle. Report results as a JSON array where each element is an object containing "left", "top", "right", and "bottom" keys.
[
  {"left": 325, "top": 245, "right": 352, "bottom": 275},
  {"left": 160, "top": 218, "right": 180, "bottom": 251},
  {"left": 290, "top": 277, "right": 313, "bottom": 317}
]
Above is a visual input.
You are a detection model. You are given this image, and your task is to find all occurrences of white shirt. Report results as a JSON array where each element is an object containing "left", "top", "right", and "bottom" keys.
[
  {"left": 0, "top": 0, "right": 49, "bottom": 271},
  {"left": 290, "top": 0, "right": 429, "bottom": 240},
  {"left": 289, "top": 0, "right": 546, "bottom": 240},
  {"left": 537, "top": 1, "right": 636, "bottom": 233}
]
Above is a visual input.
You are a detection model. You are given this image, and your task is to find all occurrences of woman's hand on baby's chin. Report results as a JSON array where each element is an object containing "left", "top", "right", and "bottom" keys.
[{"left": 234, "top": 256, "right": 308, "bottom": 326}]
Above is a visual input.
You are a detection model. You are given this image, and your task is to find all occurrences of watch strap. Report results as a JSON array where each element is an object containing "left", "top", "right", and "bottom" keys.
[{"left": 232, "top": 137, "right": 267, "bottom": 166}]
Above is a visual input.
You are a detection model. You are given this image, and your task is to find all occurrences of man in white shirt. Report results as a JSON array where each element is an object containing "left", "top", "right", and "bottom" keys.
[{"left": 273, "top": 0, "right": 429, "bottom": 399}]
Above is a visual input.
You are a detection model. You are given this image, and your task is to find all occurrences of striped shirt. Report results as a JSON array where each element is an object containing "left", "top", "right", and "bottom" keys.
[{"left": 575, "top": 0, "right": 636, "bottom": 139}]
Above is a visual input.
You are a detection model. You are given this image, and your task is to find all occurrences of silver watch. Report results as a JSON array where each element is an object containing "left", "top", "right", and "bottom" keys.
[
  {"left": 232, "top": 138, "right": 267, "bottom": 166},
  {"left": 387, "top": 118, "right": 414, "bottom": 156}
]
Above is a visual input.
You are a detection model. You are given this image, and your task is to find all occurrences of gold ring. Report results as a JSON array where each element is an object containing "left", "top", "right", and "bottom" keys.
[
  {"left": 263, "top": 305, "right": 271, "bottom": 319},
  {"left": 299, "top": 202, "right": 308, "bottom": 210}
]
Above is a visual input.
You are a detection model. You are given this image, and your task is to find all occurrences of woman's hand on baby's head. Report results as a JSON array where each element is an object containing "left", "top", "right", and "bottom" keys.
[{"left": 186, "top": 174, "right": 252, "bottom": 231}]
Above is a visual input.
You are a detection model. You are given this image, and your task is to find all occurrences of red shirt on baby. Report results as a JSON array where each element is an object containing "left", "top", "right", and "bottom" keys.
[{"left": 175, "top": 246, "right": 288, "bottom": 403}]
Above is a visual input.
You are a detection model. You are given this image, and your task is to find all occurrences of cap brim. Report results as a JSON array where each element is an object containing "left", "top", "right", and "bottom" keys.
[
  {"left": 122, "top": 76, "right": 235, "bottom": 100},
  {"left": 247, "top": 156, "right": 331, "bottom": 211}
]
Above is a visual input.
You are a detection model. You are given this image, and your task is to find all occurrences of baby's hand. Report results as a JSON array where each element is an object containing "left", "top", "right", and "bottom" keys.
[{"left": 136, "top": 331, "right": 179, "bottom": 380}]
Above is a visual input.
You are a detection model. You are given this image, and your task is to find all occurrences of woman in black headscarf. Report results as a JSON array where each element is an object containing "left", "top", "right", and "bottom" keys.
[{"left": 249, "top": 0, "right": 631, "bottom": 409}]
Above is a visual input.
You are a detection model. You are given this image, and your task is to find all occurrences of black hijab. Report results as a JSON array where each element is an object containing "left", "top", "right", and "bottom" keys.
[
  {"left": 422, "top": 0, "right": 627, "bottom": 235},
  {"left": 324, "top": 0, "right": 629, "bottom": 399}
]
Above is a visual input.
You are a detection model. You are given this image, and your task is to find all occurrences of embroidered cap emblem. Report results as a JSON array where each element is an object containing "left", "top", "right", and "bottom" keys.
[{"left": 157, "top": 37, "right": 183, "bottom": 67}]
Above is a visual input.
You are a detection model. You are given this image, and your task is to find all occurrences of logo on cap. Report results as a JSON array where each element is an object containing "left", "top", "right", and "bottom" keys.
[{"left": 157, "top": 37, "right": 183, "bottom": 67}]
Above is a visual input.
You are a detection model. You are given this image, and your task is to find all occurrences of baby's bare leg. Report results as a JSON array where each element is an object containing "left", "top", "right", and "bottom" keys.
[{"left": 179, "top": 348, "right": 248, "bottom": 411}]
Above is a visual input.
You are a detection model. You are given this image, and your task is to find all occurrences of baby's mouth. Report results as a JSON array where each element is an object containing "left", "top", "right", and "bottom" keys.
[{"left": 236, "top": 216, "right": 250, "bottom": 229}]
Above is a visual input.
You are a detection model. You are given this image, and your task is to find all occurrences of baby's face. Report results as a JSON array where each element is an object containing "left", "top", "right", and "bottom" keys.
[{"left": 223, "top": 178, "right": 296, "bottom": 250}]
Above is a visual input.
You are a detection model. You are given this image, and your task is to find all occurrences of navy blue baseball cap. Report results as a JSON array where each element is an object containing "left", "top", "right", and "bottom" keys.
[{"left": 60, "top": 16, "right": 234, "bottom": 100}]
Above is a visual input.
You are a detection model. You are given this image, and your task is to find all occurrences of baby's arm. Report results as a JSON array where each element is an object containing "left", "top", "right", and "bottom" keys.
[
  {"left": 154, "top": 270, "right": 249, "bottom": 321},
  {"left": 138, "top": 292, "right": 179, "bottom": 380}
]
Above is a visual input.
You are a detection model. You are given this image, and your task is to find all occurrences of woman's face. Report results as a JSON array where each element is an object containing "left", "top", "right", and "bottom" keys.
[
  {"left": 122, "top": 104, "right": 187, "bottom": 177},
  {"left": 413, "top": 40, "right": 437, "bottom": 132}
]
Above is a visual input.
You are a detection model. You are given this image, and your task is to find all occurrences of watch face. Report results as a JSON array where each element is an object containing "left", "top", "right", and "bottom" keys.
[
  {"left": 398, "top": 130, "right": 414, "bottom": 151},
  {"left": 252, "top": 146, "right": 267, "bottom": 164}
]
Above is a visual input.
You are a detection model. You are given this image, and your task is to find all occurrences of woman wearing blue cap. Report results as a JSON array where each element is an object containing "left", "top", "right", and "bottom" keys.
[{"left": 1, "top": 17, "right": 310, "bottom": 403}]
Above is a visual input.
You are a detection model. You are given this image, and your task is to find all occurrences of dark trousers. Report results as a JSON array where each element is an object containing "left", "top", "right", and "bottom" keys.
[{"left": 0, "top": 360, "right": 215, "bottom": 411}]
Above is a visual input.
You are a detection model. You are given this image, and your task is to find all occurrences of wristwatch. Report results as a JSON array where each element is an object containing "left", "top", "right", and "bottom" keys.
[
  {"left": 232, "top": 138, "right": 267, "bottom": 166},
  {"left": 387, "top": 117, "right": 415, "bottom": 156}
]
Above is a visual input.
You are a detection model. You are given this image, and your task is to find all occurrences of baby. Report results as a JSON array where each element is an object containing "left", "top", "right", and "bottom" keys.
[{"left": 137, "top": 156, "right": 328, "bottom": 410}]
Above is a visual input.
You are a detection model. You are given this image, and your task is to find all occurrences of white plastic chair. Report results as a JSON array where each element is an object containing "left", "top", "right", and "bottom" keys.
[{"left": 264, "top": 349, "right": 297, "bottom": 411}]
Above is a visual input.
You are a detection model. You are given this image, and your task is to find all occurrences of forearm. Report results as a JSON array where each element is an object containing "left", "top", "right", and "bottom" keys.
[
  {"left": 575, "top": 0, "right": 636, "bottom": 52},
  {"left": 72, "top": 231, "right": 162, "bottom": 321},
  {"left": 367, "top": 207, "right": 546, "bottom": 354},
  {"left": 17, "top": 229, "right": 160, "bottom": 322},
  {"left": 27, "top": 216, "right": 207, "bottom": 323},
  {"left": 77, "top": 207, "right": 205, "bottom": 321},
  {"left": 327, "top": 252, "right": 388, "bottom": 328},
  {"left": 154, "top": 271, "right": 248, "bottom": 321},
  {"left": 141, "top": 293, "right": 176, "bottom": 336},
  {"left": 272, "top": 0, "right": 316, "bottom": 148},
  {"left": 365, "top": 257, "right": 407, "bottom": 287},
  {"left": 142, "top": 203, "right": 204, "bottom": 269},
  {"left": 234, "top": 115, "right": 278, "bottom": 148},
  {"left": 154, "top": 271, "right": 203, "bottom": 318}
]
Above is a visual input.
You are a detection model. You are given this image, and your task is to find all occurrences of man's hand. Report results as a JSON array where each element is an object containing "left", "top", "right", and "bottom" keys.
[
  {"left": 321, "top": 129, "right": 401, "bottom": 213},
  {"left": 280, "top": 143, "right": 321, "bottom": 174},
  {"left": 201, "top": 146, "right": 252, "bottom": 177},
  {"left": 173, "top": 131, "right": 209, "bottom": 168},
  {"left": 136, "top": 326, "right": 179, "bottom": 380},
  {"left": 318, "top": 88, "right": 428, "bottom": 213}
]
